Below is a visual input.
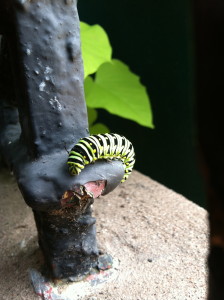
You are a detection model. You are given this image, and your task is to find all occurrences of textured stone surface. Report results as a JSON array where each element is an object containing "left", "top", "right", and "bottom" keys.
[{"left": 0, "top": 169, "right": 208, "bottom": 299}]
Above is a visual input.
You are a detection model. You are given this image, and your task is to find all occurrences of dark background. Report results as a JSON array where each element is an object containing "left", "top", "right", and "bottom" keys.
[{"left": 78, "top": 0, "right": 206, "bottom": 207}]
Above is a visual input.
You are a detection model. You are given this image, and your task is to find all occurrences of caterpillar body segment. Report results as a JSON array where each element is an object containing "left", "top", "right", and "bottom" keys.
[{"left": 67, "top": 133, "right": 135, "bottom": 182}]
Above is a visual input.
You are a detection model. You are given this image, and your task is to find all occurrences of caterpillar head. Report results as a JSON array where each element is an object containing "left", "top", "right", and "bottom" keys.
[{"left": 67, "top": 157, "right": 85, "bottom": 176}]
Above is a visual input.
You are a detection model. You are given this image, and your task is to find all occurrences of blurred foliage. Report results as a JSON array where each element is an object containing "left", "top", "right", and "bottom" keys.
[{"left": 80, "top": 22, "right": 154, "bottom": 133}]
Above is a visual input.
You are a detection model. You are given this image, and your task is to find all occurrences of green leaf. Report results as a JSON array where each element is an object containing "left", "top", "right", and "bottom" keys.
[
  {"left": 85, "top": 59, "right": 154, "bottom": 128},
  {"left": 89, "top": 123, "right": 110, "bottom": 135},
  {"left": 87, "top": 107, "right": 98, "bottom": 126},
  {"left": 80, "top": 22, "right": 112, "bottom": 78},
  {"left": 84, "top": 76, "right": 94, "bottom": 98}
]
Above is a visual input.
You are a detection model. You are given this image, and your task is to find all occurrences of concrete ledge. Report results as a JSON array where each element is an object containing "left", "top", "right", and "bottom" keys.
[{"left": 0, "top": 170, "right": 208, "bottom": 299}]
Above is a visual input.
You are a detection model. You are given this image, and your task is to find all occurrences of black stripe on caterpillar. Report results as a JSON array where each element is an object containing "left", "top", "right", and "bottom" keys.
[{"left": 67, "top": 133, "right": 135, "bottom": 183}]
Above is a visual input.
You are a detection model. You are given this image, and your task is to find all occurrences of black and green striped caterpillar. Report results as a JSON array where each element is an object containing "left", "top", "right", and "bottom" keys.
[{"left": 67, "top": 133, "right": 135, "bottom": 183}]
